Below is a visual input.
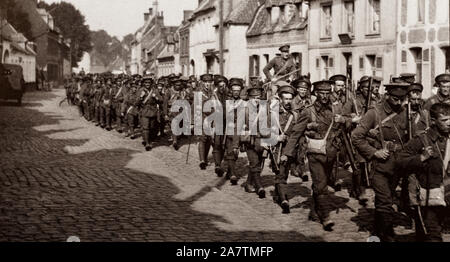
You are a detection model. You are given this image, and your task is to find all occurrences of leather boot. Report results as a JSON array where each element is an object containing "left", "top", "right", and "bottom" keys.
[
  {"left": 198, "top": 141, "right": 208, "bottom": 170},
  {"left": 374, "top": 212, "right": 396, "bottom": 242},
  {"left": 228, "top": 161, "right": 238, "bottom": 185},
  {"left": 254, "top": 172, "right": 265, "bottom": 199}
]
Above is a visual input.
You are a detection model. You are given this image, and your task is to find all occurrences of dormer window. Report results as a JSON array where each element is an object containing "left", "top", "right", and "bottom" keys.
[
  {"left": 271, "top": 6, "right": 280, "bottom": 25},
  {"left": 284, "top": 4, "right": 296, "bottom": 23}
]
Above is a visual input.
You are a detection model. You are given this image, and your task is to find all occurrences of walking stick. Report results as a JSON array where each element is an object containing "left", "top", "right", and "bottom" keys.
[{"left": 186, "top": 127, "right": 192, "bottom": 164}]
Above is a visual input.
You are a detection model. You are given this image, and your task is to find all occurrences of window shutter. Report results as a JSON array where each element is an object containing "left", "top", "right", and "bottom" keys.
[
  {"left": 359, "top": 56, "right": 364, "bottom": 70},
  {"left": 376, "top": 57, "right": 383, "bottom": 69}
]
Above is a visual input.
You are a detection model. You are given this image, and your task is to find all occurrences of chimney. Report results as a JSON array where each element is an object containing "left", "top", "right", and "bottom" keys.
[
  {"left": 144, "top": 13, "right": 150, "bottom": 22},
  {"left": 149, "top": 8, "right": 153, "bottom": 17}
]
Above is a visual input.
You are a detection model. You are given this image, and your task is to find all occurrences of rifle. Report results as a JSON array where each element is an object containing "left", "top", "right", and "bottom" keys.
[
  {"left": 364, "top": 77, "right": 374, "bottom": 114},
  {"left": 407, "top": 99, "right": 413, "bottom": 141},
  {"left": 186, "top": 134, "right": 192, "bottom": 164}
]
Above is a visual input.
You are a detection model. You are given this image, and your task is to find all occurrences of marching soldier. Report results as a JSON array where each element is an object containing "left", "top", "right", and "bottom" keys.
[
  {"left": 241, "top": 85, "right": 268, "bottom": 199},
  {"left": 273, "top": 83, "right": 298, "bottom": 214},
  {"left": 101, "top": 77, "right": 114, "bottom": 131},
  {"left": 282, "top": 80, "right": 352, "bottom": 231},
  {"left": 222, "top": 78, "right": 244, "bottom": 185},
  {"left": 352, "top": 83, "right": 410, "bottom": 242},
  {"left": 140, "top": 76, "right": 162, "bottom": 151},
  {"left": 211, "top": 75, "right": 228, "bottom": 177},
  {"left": 164, "top": 77, "right": 189, "bottom": 150},
  {"left": 93, "top": 78, "right": 104, "bottom": 127},
  {"left": 113, "top": 78, "right": 126, "bottom": 133},
  {"left": 291, "top": 77, "right": 313, "bottom": 182},
  {"left": 197, "top": 74, "right": 215, "bottom": 170},
  {"left": 156, "top": 77, "right": 167, "bottom": 137},
  {"left": 424, "top": 73, "right": 450, "bottom": 110},
  {"left": 124, "top": 80, "right": 140, "bottom": 138},
  {"left": 397, "top": 103, "right": 450, "bottom": 242}
]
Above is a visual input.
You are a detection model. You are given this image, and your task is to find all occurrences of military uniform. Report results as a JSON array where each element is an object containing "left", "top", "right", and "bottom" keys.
[
  {"left": 101, "top": 80, "right": 114, "bottom": 130},
  {"left": 397, "top": 123, "right": 450, "bottom": 242},
  {"left": 273, "top": 84, "right": 298, "bottom": 213},
  {"left": 241, "top": 87, "right": 269, "bottom": 199},
  {"left": 197, "top": 74, "right": 215, "bottom": 170},
  {"left": 290, "top": 77, "right": 313, "bottom": 182},
  {"left": 124, "top": 82, "right": 140, "bottom": 137},
  {"left": 352, "top": 83, "right": 410, "bottom": 242},
  {"left": 284, "top": 80, "right": 352, "bottom": 231},
  {"left": 140, "top": 76, "right": 162, "bottom": 151},
  {"left": 222, "top": 78, "right": 244, "bottom": 185},
  {"left": 263, "top": 45, "right": 297, "bottom": 82}
]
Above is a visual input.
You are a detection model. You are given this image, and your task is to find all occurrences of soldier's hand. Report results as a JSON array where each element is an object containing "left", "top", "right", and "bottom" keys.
[
  {"left": 280, "top": 155, "right": 288, "bottom": 163},
  {"left": 374, "top": 149, "right": 390, "bottom": 160},
  {"left": 352, "top": 115, "right": 362, "bottom": 124},
  {"left": 420, "top": 146, "right": 435, "bottom": 162},
  {"left": 334, "top": 114, "right": 345, "bottom": 124},
  {"left": 369, "top": 129, "right": 379, "bottom": 138},
  {"left": 277, "top": 134, "right": 287, "bottom": 142},
  {"left": 233, "top": 148, "right": 240, "bottom": 157}
]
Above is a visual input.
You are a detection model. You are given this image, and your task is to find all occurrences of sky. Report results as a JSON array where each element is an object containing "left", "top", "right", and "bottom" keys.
[{"left": 42, "top": 0, "right": 198, "bottom": 39}]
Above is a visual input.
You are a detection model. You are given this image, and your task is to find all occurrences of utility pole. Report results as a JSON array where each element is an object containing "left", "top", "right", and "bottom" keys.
[{"left": 219, "top": 0, "right": 224, "bottom": 75}]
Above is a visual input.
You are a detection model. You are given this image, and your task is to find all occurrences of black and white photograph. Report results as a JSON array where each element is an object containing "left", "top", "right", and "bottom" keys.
[{"left": 0, "top": 0, "right": 450, "bottom": 248}]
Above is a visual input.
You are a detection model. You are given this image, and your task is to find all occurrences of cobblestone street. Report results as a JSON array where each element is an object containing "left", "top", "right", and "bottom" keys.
[{"left": 0, "top": 89, "right": 447, "bottom": 242}]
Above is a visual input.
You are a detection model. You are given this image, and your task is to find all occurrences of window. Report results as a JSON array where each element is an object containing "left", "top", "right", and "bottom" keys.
[
  {"left": 366, "top": 55, "right": 377, "bottom": 76},
  {"left": 321, "top": 4, "right": 332, "bottom": 38},
  {"left": 401, "top": 50, "right": 407, "bottom": 63},
  {"left": 359, "top": 56, "right": 364, "bottom": 70},
  {"left": 411, "top": 48, "right": 422, "bottom": 83},
  {"left": 316, "top": 58, "right": 320, "bottom": 68},
  {"left": 418, "top": 0, "right": 425, "bottom": 23},
  {"left": 249, "top": 55, "right": 260, "bottom": 77},
  {"left": 376, "top": 57, "right": 383, "bottom": 69},
  {"left": 423, "top": 49, "right": 429, "bottom": 62},
  {"left": 368, "top": 0, "right": 380, "bottom": 34},
  {"left": 343, "top": 1, "right": 355, "bottom": 35},
  {"left": 321, "top": 56, "right": 333, "bottom": 79}
]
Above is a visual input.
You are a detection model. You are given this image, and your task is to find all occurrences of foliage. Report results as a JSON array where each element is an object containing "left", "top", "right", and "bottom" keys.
[
  {"left": 38, "top": 1, "right": 92, "bottom": 67},
  {"left": 0, "top": 0, "right": 33, "bottom": 40}
]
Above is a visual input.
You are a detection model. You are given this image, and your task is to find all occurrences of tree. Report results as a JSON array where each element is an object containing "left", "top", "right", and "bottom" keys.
[
  {"left": 91, "top": 30, "right": 132, "bottom": 68},
  {"left": 38, "top": 1, "right": 92, "bottom": 67},
  {"left": 0, "top": 0, "right": 33, "bottom": 40}
]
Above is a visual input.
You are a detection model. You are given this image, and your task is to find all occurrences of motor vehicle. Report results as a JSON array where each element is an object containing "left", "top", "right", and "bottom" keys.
[{"left": 0, "top": 63, "right": 25, "bottom": 106}]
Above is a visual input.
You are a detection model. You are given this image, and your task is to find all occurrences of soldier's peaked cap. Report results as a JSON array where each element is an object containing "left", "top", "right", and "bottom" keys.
[
  {"left": 214, "top": 75, "right": 228, "bottom": 85},
  {"left": 291, "top": 77, "right": 311, "bottom": 89},
  {"left": 399, "top": 73, "right": 416, "bottom": 84},
  {"left": 279, "top": 44, "right": 290, "bottom": 52},
  {"left": 385, "top": 83, "right": 409, "bottom": 97},
  {"left": 435, "top": 73, "right": 450, "bottom": 84},
  {"left": 229, "top": 78, "right": 244, "bottom": 88},
  {"left": 329, "top": 74, "right": 347, "bottom": 83},
  {"left": 312, "top": 80, "right": 333, "bottom": 92},
  {"left": 200, "top": 74, "right": 214, "bottom": 82},
  {"left": 277, "top": 82, "right": 296, "bottom": 96},
  {"left": 247, "top": 87, "right": 263, "bottom": 97},
  {"left": 408, "top": 83, "right": 423, "bottom": 93}
]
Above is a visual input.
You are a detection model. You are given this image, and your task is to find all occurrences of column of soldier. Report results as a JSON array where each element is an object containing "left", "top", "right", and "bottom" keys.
[{"left": 63, "top": 64, "right": 450, "bottom": 242}]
